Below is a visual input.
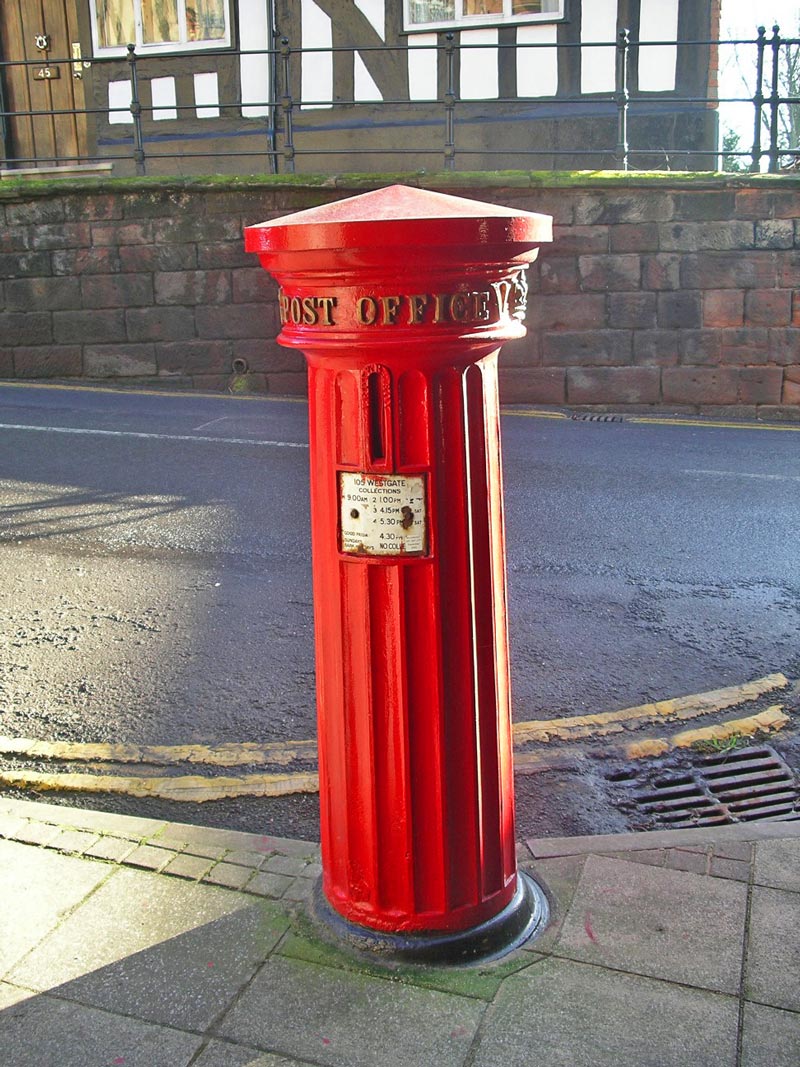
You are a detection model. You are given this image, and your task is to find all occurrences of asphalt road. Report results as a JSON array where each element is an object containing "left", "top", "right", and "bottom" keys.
[{"left": 1, "top": 384, "right": 799, "bottom": 837}]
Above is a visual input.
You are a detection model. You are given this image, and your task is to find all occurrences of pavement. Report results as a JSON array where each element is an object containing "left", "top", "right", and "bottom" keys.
[{"left": 0, "top": 796, "right": 797, "bottom": 1066}]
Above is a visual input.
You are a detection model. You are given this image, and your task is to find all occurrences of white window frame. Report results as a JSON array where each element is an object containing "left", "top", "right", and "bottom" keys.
[
  {"left": 89, "top": 0, "right": 231, "bottom": 56},
  {"left": 403, "top": 0, "right": 565, "bottom": 34}
]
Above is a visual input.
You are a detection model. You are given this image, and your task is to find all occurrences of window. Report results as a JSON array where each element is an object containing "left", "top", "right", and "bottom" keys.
[
  {"left": 405, "top": 0, "right": 564, "bottom": 32},
  {"left": 91, "top": 0, "right": 230, "bottom": 54}
]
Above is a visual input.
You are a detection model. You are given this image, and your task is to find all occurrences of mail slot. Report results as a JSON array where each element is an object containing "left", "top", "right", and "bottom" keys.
[{"left": 245, "top": 185, "right": 553, "bottom": 963}]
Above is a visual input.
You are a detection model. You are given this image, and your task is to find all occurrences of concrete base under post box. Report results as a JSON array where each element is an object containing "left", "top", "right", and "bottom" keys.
[{"left": 310, "top": 871, "right": 550, "bottom": 966}]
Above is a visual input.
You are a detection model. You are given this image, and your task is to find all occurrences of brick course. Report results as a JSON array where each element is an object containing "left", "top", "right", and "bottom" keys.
[
  {"left": 154, "top": 270, "right": 231, "bottom": 306},
  {"left": 567, "top": 366, "right": 661, "bottom": 404},
  {"left": 738, "top": 367, "right": 783, "bottom": 405},
  {"left": 499, "top": 367, "right": 566, "bottom": 404},
  {"left": 633, "top": 330, "right": 679, "bottom": 366},
  {"left": 4, "top": 312, "right": 52, "bottom": 345},
  {"left": 784, "top": 366, "right": 800, "bottom": 404},
  {"left": 13, "top": 346, "right": 83, "bottom": 377},
  {"left": 53, "top": 310, "right": 126, "bottom": 345},
  {"left": 0, "top": 175, "right": 797, "bottom": 416},
  {"left": 5, "top": 277, "right": 80, "bottom": 312},
  {"left": 703, "top": 290, "right": 743, "bottom": 328},
  {"left": 657, "top": 292, "right": 702, "bottom": 330},
  {"left": 663, "top": 367, "right": 739, "bottom": 405},
  {"left": 543, "top": 330, "right": 632, "bottom": 366},
  {"left": 84, "top": 345, "right": 157, "bottom": 377}
]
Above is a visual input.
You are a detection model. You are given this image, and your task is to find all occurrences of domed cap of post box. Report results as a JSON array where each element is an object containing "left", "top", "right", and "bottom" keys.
[{"left": 244, "top": 184, "right": 552, "bottom": 270}]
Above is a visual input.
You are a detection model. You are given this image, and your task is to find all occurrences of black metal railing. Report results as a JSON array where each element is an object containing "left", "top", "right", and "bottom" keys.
[{"left": 0, "top": 26, "right": 798, "bottom": 176}]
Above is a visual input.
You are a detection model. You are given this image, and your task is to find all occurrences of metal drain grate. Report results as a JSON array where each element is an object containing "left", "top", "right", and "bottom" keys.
[
  {"left": 612, "top": 745, "right": 800, "bottom": 829},
  {"left": 571, "top": 413, "right": 625, "bottom": 423}
]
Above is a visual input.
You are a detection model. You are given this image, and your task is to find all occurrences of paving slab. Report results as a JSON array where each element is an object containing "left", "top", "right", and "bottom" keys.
[
  {"left": 83, "top": 835, "right": 138, "bottom": 863},
  {"left": 48, "top": 828, "right": 100, "bottom": 855},
  {"left": 552, "top": 853, "right": 748, "bottom": 994},
  {"left": 224, "top": 849, "right": 271, "bottom": 869},
  {"left": 162, "top": 853, "right": 216, "bottom": 881},
  {"left": 263, "top": 853, "right": 313, "bottom": 876},
  {"left": 282, "top": 879, "right": 314, "bottom": 902},
  {"left": 710, "top": 856, "right": 751, "bottom": 881},
  {"left": 0, "top": 983, "right": 201, "bottom": 1067},
  {"left": 0, "top": 839, "right": 110, "bottom": 978},
  {"left": 152, "top": 825, "right": 318, "bottom": 860},
  {"left": 523, "top": 854, "right": 586, "bottom": 954},
  {"left": 740, "top": 1002, "right": 800, "bottom": 1067},
  {"left": 471, "top": 957, "right": 739, "bottom": 1067},
  {"left": 601, "top": 849, "right": 666, "bottom": 868},
  {"left": 0, "top": 983, "right": 32, "bottom": 1010},
  {"left": 8, "top": 866, "right": 290, "bottom": 1032},
  {"left": 745, "top": 885, "right": 800, "bottom": 1013},
  {"left": 153, "top": 826, "right": 270, "bottom": 855},
  {"left": 204, "top": 862, "right": 255, "bottom": 890},
  {"left": 215, "top": 955, "right": 485, "bottom": 1067},
  {"left": 193, "top": 1038, "right": 317, "bottom": 1066},
  {"left": 715, "top": 841, "right": 754, "bottom": 862},
  {"left": 1, "top": 799, "right": 798, "bottom": 1067},
  {"left": 274, "top": 928, "right": 512, "bottom": 1002},
  {"left": 0, "top": 813, "right": 28, "bottom": 839},
  {"left": 246, "top": 871, "right": 294, "bottom": 898},
  {"left": 527, "top": 820, "right": 800, "bottom": 859},
  {"left": 664, "top": 848, "right": 710, "bottom": 874},
  {"left": 124, "top": 843, "right": 177, "bottom": 871},
  {"left": 742, "top": 1002, "right": 800, "bottom": 1062},
  {"left": 753, "top": 839, "right": 800, "bottom": 893},
  {"left": 10, "top": 820, "right": 62, "bottom": 847},
  {"left": 0, "top": 797, "right": 164, "bottom": 839}
]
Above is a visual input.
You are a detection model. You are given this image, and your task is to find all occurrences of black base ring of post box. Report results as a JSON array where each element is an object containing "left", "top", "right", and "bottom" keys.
[{"left": 311, "top": 871, "right": 549, "bottom": 966}]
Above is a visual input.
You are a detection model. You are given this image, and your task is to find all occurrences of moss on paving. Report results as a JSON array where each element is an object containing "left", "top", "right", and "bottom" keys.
[{"left": 276, "top": 909, "right": 543, "bottom": 1000}]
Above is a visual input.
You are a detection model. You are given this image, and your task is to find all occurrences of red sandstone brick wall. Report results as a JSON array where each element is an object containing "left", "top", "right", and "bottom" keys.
[
  {"left": 498, "top": 182, "right": 799, "bottom": 415},
  {"left": 0, "top": 176, "right": 798, "bottom": 417}
]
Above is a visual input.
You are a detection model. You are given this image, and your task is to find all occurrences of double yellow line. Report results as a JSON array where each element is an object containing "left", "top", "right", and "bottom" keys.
[
  {"left": 504, "top": 408, "right": 800, "bottom": 432},
  {"left": 0, "top": 673, "right": 790, "bottom": 802}
]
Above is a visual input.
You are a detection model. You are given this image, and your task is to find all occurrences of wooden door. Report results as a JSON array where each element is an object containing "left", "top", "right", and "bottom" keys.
[{"left": 0, "top": 0, "right": 90, "bottom": 167}]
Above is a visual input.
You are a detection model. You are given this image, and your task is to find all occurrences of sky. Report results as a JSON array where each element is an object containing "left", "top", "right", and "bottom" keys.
[
  {"left": 718, "top": 0, "right": 799, "bottom": 158},
  {"left": 721, "top": 0, "right": 799, "bottom": 37}
]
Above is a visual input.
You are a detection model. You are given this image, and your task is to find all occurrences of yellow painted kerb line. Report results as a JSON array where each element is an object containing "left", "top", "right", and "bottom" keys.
[
  {"left": 500, "top": 407, "right": 800, "bottom": 432},
  {"left": 501, "top": 408, "right": 569, "bottom": 420},
  {"left": 0, "top": 768, "right": 320, "bottom": 803},
  {"left": 0, "top": 672, "right": 788, "bottom": 771},
  {"left": 512, "top": 672, "right": 789, "bottom": 745},
  {"left": 4, "top": 387, "right": 795, "bottom": 429},
  {"left": 0, "top": 673, "right": 791, "bottom": 800},
  {"left": 629, "top": 416, "right": 800, "bottom": 433},
  {"left": 0, "top": 736, "right": 318, "bottom": 768},
  {"left": 626, "top": 705, "right": 789, "bottom": 759},
  {"left": 0, "top": 380, "right": 306, "bottom": 404}
]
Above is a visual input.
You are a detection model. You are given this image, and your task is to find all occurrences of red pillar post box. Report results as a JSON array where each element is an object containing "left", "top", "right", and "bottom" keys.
[{"left": 245, "top": 185, "right": 552, "bottom": 963}]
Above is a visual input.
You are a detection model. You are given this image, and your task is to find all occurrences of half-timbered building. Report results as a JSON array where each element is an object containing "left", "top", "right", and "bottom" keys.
[{"left": 0, "top": 0, "right": 721, "bottom": 175}]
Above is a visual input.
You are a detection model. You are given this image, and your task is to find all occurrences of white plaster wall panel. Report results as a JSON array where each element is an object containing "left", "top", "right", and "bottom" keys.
[
  {"left": 108, "top": 80, "right": 132, "bottom": 124},
  {"left": 581, "top": 0, "right": 617, "bottom": 94},
  {"left": 516, "top": 23, "right": 558, "bottom": 98},
  {"left": 408, "top": 33, "right": 438, "bottom": 101},
  {"left": 150, "top": 77, "right": 178, "bottom": 121},
  {"left": 638, "top": 0, "right": 679, "bottom": 92},
  {"left": 355, "top": 0, "right": 384, "bottom": 39},
  {"left": 239, "top": 0, "right": 271, "bottom": 118},
  {"left": 301, "top": 0, "right": 333, "bottom": 108},
  {"left": 354, "top": 53, "right": 383, "bottom": 101},
  {"left": 459, "top": 29, "right": 499, "bottom": 101},
  {"left": 194, "top": 72, "right": 220, "bottom": 118}
]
